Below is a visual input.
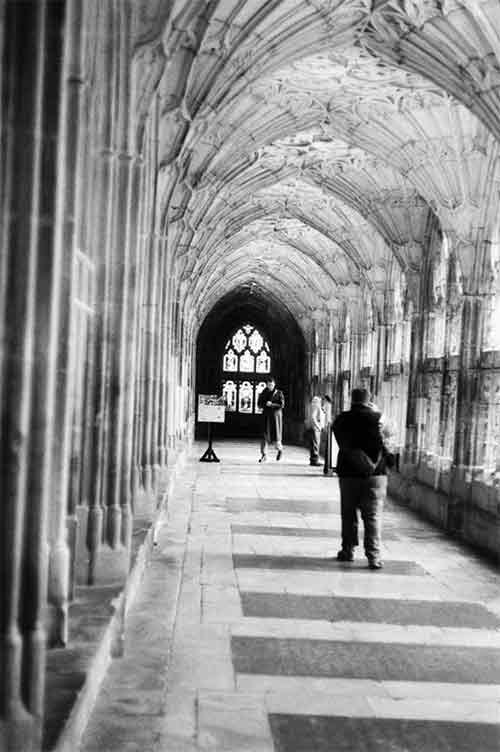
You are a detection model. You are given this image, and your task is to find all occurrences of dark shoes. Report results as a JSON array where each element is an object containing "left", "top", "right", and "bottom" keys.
[
  {"left": 337, "top": 551, "right": 383, "bottom": 568},
  {"left": 336, "top": 549, "right": 354, "bottom": 562},
  {"left": 260, "top": 450, "right": 282, "bottom": 461},
  {"left": 310, "top": 460, "right": 321, "bottom": 466}
]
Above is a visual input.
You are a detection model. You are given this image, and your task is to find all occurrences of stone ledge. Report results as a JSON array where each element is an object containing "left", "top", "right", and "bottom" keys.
[
  {"left": 43, "top": 519, "right": 155, "bottom": 752},
  {"left": 389, "top": 471, "right": 500, "bottom": 564},
  {"left": 43, "top": 446, "right": 189, "bottom": 752}
]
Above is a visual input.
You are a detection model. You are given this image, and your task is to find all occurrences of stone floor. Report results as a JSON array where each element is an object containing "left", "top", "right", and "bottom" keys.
[{"left": 79, "top": 441, "right": 500, "bottom": 752}]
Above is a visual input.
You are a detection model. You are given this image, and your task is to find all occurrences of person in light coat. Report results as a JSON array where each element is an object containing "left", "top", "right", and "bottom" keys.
[{"left": 307, "top": 395, "right": 325, "bottom": 466}]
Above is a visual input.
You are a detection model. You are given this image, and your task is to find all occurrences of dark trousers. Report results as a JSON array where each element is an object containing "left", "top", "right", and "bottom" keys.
[
  {"left": 338, "top": 476, "right": 387, "bottom": 560},
  {"left": 260, "top": 435, "right": 283, "bottom": 455}
]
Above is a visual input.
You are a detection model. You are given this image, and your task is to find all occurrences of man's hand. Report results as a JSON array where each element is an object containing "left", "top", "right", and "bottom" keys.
[{"left": 266, "top": 401, "right": 272, "bottom": 407}]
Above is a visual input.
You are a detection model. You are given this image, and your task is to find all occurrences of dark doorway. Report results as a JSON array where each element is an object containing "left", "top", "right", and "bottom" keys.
[{"left": 195, "top": 287, "right": 306, "bottom": 442}]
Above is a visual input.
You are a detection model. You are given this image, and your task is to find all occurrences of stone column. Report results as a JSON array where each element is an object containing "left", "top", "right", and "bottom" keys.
[
  {"left": 86, "top": 2, "right": 117, "bottom": 585},
  {"left": 141, "top": 230, "right": 161, "bottom": 493},
  {"left": 0, "top": 2, "right": 67, "bottom": 749},
  {"left": 130, "top": 167, "right": 151, "bottom": 504},
  {"left": 138, "top": 99, "right": 160, "bottom": 498},
  {"left": 166, "top": 294, "right": 180, "bottom": 459},
  {"left": 46, "top": 0, "right": 85, "bottom": 646},
  {"left": 164, "top": 272, "right": 177, "bottom": 463},
  {"left": 105, "top": 0, "right": 134, "bottom": 555},
  {"left": 120, "top": 156, "right": 143, "bottom": 528},
  {"left": 438, "top": 258, "right": 463, "bottom": 490},
  {"left": 402, "top": 302, "right": 424, "bottom": 466},
  {"left": 324, "top": 309, "right": 335, "bottom": 398},
  {"left": 453, "top": 295, "right": 483, "bottom": 476},
  {"left": 157, "top": 241, "right": 171, "bottom": 467},
  {"left": 150, "top": 232, "right": 165, "bottom": 487}
]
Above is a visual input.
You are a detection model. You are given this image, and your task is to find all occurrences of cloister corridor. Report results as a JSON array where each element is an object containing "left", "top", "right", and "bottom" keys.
[
  {"left": 3, "top": 1, "right": 500, "bottom": 751},
  {"left": 78, "top": 441, "right": 500, "bottom": 752}
]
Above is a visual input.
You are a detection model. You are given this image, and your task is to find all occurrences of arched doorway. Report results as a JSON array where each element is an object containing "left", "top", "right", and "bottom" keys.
[{"left": 196, "top": 287, "right": 306, "bottom": 441}]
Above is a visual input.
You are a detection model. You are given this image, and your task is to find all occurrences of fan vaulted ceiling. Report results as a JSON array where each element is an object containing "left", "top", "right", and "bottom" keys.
[{"left": 132, "top": 0, "right": 500, "bottom": 330}]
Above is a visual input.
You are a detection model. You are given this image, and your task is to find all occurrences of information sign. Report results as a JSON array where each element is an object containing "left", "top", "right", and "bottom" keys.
[{"left": 198, "top": 394, "right": 225, "bottom": 423}]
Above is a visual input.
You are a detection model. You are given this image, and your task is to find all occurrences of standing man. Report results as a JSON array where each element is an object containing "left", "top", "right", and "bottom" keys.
[
  {"left": 332, "top": 388, "right": 390, "bottom": 569},
  {"left": 307, "top": 396, "right": 325, "bottom": 466},
  {"left": 257, "top": 376, "right": 285, "bottom": 462}
]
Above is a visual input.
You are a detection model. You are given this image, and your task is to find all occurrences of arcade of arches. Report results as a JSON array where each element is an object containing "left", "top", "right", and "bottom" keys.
[{"left": 2, "top": 1, "right": 500, "bottom": 749}]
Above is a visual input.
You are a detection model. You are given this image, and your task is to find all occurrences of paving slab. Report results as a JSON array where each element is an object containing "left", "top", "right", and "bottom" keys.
[
  {"left": 236, "top": 674, "right": 500, "bottom": 705},
  {"left": 239, "top": 592, "right": 500, "bottom": 627},
  {"left": 231, "top": 523, "right": 400, "bottom": 540},
  {"left": 269, "top": 714, "right": 500, "bottom": 752},
  {"left": 227, "top": 498, "right": 336, "bottom": 514},
  {"left": 233, "top": 554, "right": 427, "bottom": 575},
  {"left": 229, "top": 617, "right": 500, "bottom": 648},
  {"left": 232, "top": 524, "right": 340, "bottom": 537},
  {"left": 231, "top": 635, "right": 500, "bottom": 683},
  {"left": 235, "top": 569, "right": 454, "bottom": 599}
]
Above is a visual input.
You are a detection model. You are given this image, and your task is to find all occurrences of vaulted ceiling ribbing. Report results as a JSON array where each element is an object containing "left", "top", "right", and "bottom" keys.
[{"left": 132, "top": 1, "right": 500, "bottom": 331}]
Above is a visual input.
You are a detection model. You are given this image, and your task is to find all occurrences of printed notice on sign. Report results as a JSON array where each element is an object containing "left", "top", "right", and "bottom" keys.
[{"left": 198, "top": 394, "right": 226, "bottom": 423}]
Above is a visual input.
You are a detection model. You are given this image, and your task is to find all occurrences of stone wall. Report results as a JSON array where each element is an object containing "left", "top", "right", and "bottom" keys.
[{"left": 306, "top": 215, "right": 500, "bottom": 562}]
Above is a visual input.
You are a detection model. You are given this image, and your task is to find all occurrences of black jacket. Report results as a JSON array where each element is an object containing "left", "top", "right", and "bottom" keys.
[{"left": 333, "top": 404, "right": 387, "bottom": 477}]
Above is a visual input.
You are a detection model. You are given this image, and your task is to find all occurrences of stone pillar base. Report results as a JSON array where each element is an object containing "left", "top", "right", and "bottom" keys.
[
  {"left": 90, "top": 545, "right": 131, "bottom": 586},
  {"left": 75, "top": 505, "right": 91, "bottom": 587},
  {"left": 141, "top": 465, "right": 154, "bottom": 497},
  {"left": 45, "top": 602, "right": 69, "bottom": 649},
  {"left": 73, "top": 506, "right": 131, "bottom": 586},
  {"left": 133, "top": 484, "right": 156, "bottom": 518},
  {"left": 66, "top": 514, "right": 79, "bottom": 601},
  {"left": 150, "top": 464, "right": 162, "bottom": 494},
  {"left": 0, "top": 715, "right": 41, "bottom": 752}
]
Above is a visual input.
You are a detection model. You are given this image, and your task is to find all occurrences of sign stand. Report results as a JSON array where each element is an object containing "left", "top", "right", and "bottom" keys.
[
  {"left": 199, "top": 422, "right": 220, "bottom": 462},
  {"left": 197, "top": 394, "right": 225, "bottom": 462}
]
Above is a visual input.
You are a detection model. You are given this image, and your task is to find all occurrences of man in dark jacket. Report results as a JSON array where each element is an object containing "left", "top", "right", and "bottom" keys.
[
  {"left": 257, "top": 377, "right": 285, "bottom": 462},
  {"left": 332, "top": 388, "right": 389, "bottom": 569}
]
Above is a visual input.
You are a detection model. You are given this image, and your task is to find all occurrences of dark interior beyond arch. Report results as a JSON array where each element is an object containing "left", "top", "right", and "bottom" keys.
[{"left": 196, "top": 286, "right": 306, "bottom": 442}]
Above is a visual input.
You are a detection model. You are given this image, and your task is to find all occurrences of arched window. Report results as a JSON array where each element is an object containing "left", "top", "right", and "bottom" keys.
[{"left": 222, "top": 324, "right": 271, "bottom": 414}]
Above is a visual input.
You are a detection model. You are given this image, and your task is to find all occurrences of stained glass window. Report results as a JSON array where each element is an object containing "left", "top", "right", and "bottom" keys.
[
  {"left": 223, "top": 349, "right": 237, "bottom": 372},
  {"left": 255, "top": 381, "right": 267, "bottom": 414},
  {"left": 240, "top": 350, "right": 255, "bottom": 372},
  {"left": 232, "top": 329, "right": 247, "bottom": 353},
  {"left": 222, "top": 324, "right": 271, "bottom": 414},
  {"left": 239, "top": 381, "right": 253, "bottom": 413},
  {"left": 222, "top": 380, "right": 237, "bottom": 412},
  {"left": 249, "top": 329, "right": 263, "bottom": 353},
  {"left": 256, "top": 350, "right": 270, "bottom": 373}
]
